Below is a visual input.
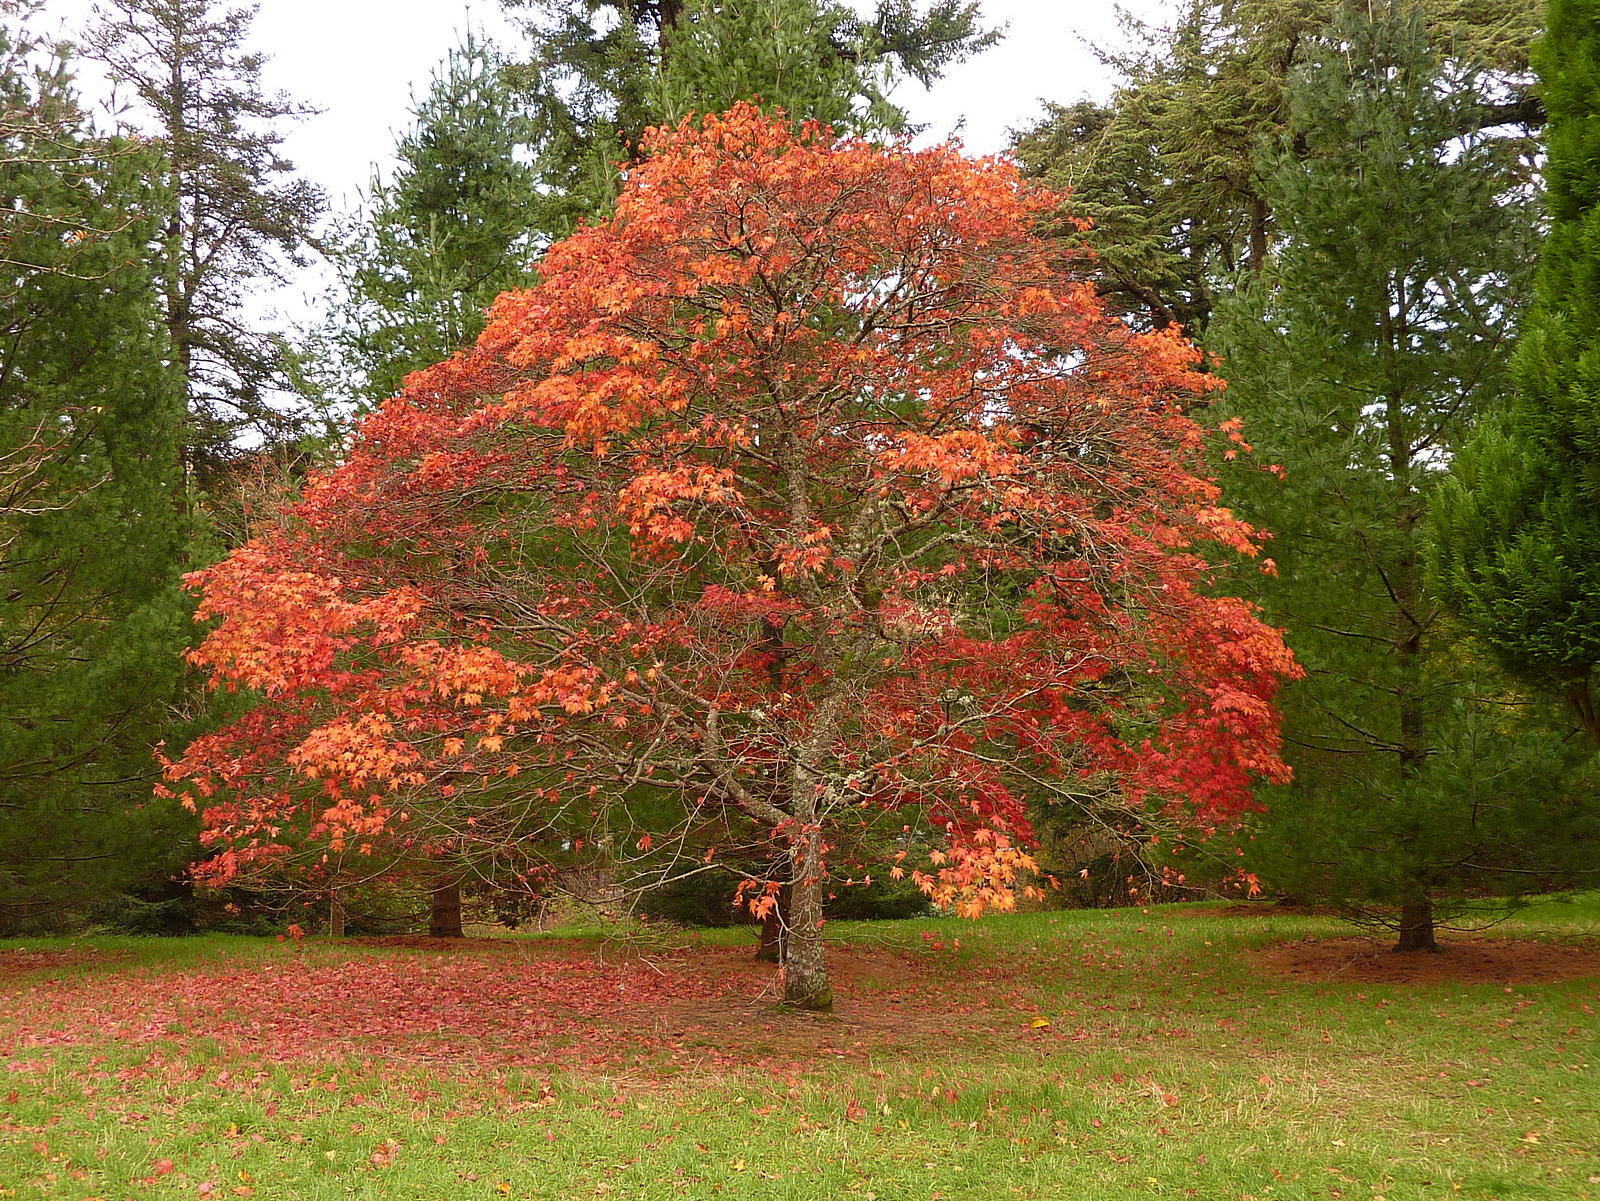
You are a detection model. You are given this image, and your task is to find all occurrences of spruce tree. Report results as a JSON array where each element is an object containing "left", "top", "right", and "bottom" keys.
[
  {"left": 1430, "top": 0, "right": 1600, "bottom": 745},
  {"left": 1208, "top": 2, "right": 1589, "bottom": 950}
]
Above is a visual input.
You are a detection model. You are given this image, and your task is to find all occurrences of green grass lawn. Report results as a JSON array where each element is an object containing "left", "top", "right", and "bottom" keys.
[{"left": 1, "top": 899, "right": 1596, "bottom": 1200}]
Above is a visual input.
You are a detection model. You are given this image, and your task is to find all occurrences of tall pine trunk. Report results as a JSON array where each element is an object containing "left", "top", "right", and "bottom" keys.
[{"left": 1387, "top": 333, "right": 1436, "bottom": 954}]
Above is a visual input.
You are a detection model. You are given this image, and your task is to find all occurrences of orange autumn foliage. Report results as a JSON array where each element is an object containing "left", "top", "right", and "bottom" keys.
[{"left": 163, "top": 107, "right": 1298, "bottom": 1001}]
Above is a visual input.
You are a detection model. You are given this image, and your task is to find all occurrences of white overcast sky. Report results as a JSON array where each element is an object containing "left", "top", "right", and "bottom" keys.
[
  {"left": 45, "top": 0, "right": 1173, "bottom": 198},
  {"left": 42, "top": 0, "right": 1173, "bottom": 313}
]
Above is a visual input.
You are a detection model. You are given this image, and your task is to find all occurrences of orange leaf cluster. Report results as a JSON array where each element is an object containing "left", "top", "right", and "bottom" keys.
[{"left": 167, "top": 107, "right": 1298, "bottom": 918}]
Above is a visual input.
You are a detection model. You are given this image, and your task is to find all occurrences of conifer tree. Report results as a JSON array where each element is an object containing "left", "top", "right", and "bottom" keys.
[
  {"left": 1013, "top": 0, "right": 1541, "bottom": 333},
  {"left": 317, "top": 33, "right": 544, "bottom": 411},
  {"left": 1208, "top": 2, "right": 1589, "bottom": 950},
  {"left": 0, "top": 4, "right": 196, "bottom": 928},
  {"left": 85, "top": 0, "right": 326, "bottom": 483},
  {"left": 500, "top": 0, "right": 999, "bottom": 230},
  {"left": 649, "top": 0, "right": 894, "bottom": 132},
  {"left": 1430, "top": 0, "right": 1600, "bottom": 745}
]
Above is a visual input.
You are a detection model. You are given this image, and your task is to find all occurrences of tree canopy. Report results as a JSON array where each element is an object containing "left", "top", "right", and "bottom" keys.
[
  {"left": 165, "top": 107, "right": 1298, "bottom": 1003},
  {"left": 1012, "top": 0, "right": 1542, "bottom": 334},
  {"left": 498, "top": 0, "right": 1000, "bottom": 232}
]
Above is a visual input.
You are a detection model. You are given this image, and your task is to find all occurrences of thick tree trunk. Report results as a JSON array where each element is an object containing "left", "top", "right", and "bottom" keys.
[
  {"left": 1565, "top": 677, "right": 1600, "bottom": 745},
  {"left": 780, "top": 834, "right": 833, "bottom": 1011},
  {"left": 328, "top": 889, "right": 345, "bottom": 939},
  {"left": 1394, "top": 895, "right": 1439, "bottom": 952},
  {"left": 429, "top": 876, "right": 464, "bottom": 938}
]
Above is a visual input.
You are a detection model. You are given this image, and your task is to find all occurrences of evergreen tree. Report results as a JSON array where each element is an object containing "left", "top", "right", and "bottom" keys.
[
  {"left": 1208, "top": 2, "right": 1589, "bottom": 950},
  {"left": 500, "top": 0, "right": 999, "bottom": 232},
  {"left": 317, "top": 33, "right": 544, "bottom": 411},
  {"left": 650, "top": 0, "right": 895, "bottom": 132},
  {"left": 0, "top": 4, "right": 196, "bottom": 929},
  {"left": 84, "top": 0, "right": 326, "bottom": 484},
  {"left": 1013, "top": 0, "right": 1542, "bottom": 334},
  {"left": 1430, "top": 0, "right": 1600, "bottom": 745}
]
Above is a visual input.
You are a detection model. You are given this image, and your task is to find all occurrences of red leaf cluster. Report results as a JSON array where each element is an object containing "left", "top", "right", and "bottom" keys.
[{"left": 164, "top": 106, "right": 1297, "bottom": 934}]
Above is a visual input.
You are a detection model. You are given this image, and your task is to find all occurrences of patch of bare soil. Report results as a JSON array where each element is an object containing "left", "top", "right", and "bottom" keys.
[
  {"left": 1201, "top": 901, "right": 1333, "bottom": 918},
  {"left": 343, "top": 937, "right": 1012, "bottom": 1061},
  {"left": 642, "top": 945, "right": 1001, "bottom": 1066},
  {"left": 1254, "top": 934, "right": 1600, "bottom": 985},
  {"left": 0, "top": 948, "right": 123, "bottom": 981}
]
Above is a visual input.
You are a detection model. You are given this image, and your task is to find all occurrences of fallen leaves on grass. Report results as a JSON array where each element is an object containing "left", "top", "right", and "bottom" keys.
[
  {"left": 2, "top": 943, "right": 727, "bottom": 1068},
  {"left": 0, "top": 941, "right": 1046, "bottom": 1076}
]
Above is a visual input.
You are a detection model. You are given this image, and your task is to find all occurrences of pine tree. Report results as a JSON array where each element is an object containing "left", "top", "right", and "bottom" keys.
[
  {"left": 500, "top": 0, "right": 999, "bottom": 232},
  {"left": 1430, "top": 0, "right": 1600, "bottom": 745},
  {"left": 1208, "top": 2, "right": 1589, "bottom": 950},
  {"left": 316, "top": 33, "right": 544, "bottom": 411},
  {"left": 0, "top": 4, "right": 196, "bottom": 929},
  {"left": 84, "top": 0, "right": 326, "bottom": 484},
  {"left": 1013, "top": 0, "right": 1542, "bottom": 334}
]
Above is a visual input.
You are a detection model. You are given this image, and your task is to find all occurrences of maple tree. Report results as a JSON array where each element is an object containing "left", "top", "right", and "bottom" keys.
[{"left": 164, "top": 106, "right": 1297, "bottom": 1010}]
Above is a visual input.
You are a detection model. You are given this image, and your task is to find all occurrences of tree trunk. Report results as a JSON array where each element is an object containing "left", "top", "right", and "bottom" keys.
[
  {"left": 754, "top": 884, "right": 787, "bottom": 963},
  {"left": 1565, "top": 677, "right": 1600, "bottom": 745},
  {"left": 1382, "top": 331, "right": 1437, "bottom": 956},
  {"left": 1248, "top": 191, "right": 1270, "bottom": 275},
  {"left": 429, "top": 876, "right": 464, "bottom": 938},
  {"left": 328, "top": 889, "right": 345, "bottom": 939},
  {"left": 1394, "top": 895, "right": 1439, "bottom": 952},
  {"left": 780, "top": 833, "right": 832, "bottom": 1011}
]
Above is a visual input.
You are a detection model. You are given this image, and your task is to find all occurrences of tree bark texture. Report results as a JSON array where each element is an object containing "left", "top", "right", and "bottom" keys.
[
  {"left": 429, "top": 876, "right": 464, "bottom": 938},
  {"left": 780, "top": 832, "right": 833, "bottom": 1011},
  {"left": 1394, "top": 895, "right": 1439, "bottom": 952}
]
